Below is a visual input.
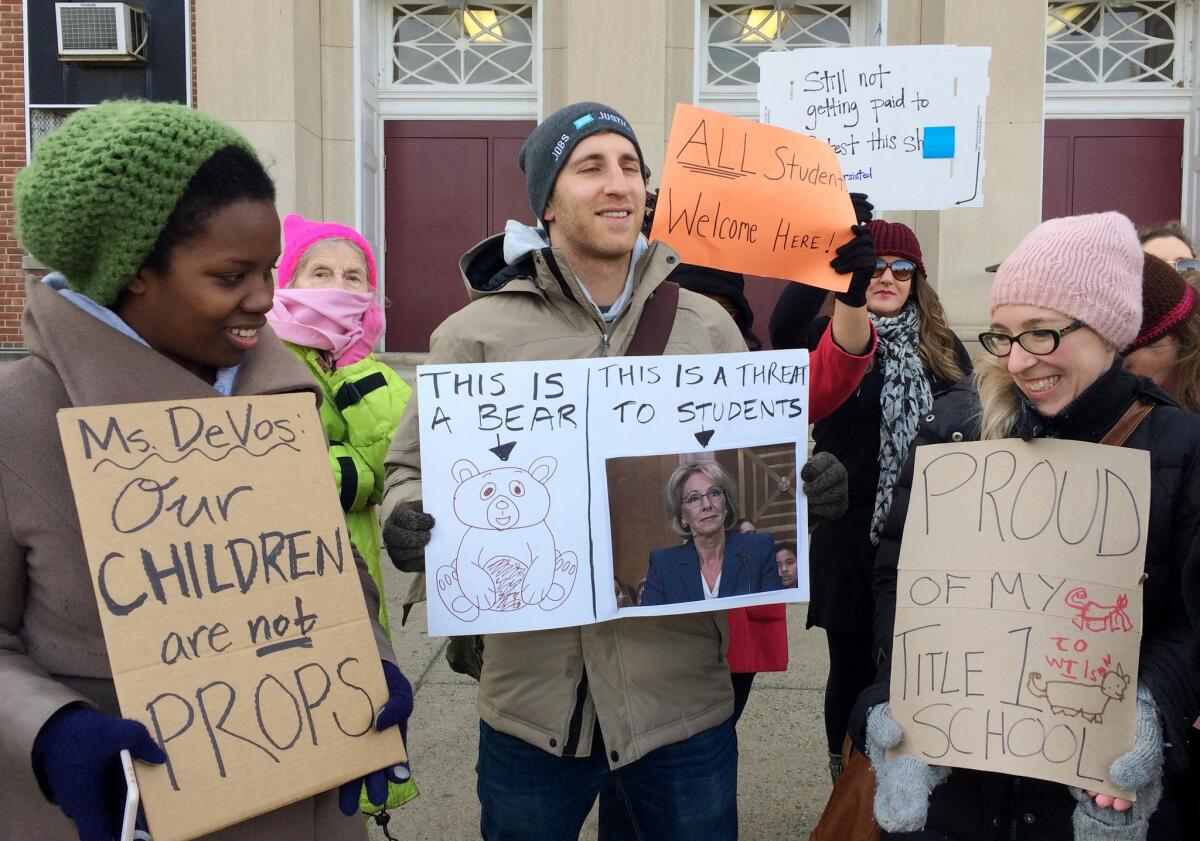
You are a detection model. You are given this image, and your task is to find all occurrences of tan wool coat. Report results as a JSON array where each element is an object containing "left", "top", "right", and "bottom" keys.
[{"left": 0, "top": 279, "right": 387, "bottom": 841}]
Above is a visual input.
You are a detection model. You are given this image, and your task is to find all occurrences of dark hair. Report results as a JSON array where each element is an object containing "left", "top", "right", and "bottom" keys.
[
  {"left": 1138, "top": 221, "right": 1194, "bottom": 256},
  {"left": 141, "top": 145, "right": 275, "bottom": 273},
  {"left": 775, "top": 539, "right": 797, "bottom": 555}
]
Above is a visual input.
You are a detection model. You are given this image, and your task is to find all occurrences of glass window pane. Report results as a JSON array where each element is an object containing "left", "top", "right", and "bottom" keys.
[
  {"left": 705, "top": 3, "right": 853, "bottom": 88},
  {"left": 390, "top": 2, "right": 534, "bottom": 87},
  {"left": 1046, "top": 1, "right": 1178, "bottom": 84}
]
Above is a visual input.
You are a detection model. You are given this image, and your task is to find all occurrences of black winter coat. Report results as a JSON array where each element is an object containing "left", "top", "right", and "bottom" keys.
[
  {"left": 770, "top": 284, "right": 971, "bottom": 630},
  {"left": 852, "top": 362, "right": 1200, "bottom": 841}
]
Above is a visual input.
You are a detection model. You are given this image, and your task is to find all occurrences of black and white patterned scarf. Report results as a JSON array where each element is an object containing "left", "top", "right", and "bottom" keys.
[{"left": 870, "top": 303, "right": 932, "bottom": 544}]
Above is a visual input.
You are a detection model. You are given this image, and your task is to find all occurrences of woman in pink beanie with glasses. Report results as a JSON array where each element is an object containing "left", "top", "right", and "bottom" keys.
[
  {"left": 851, "top": 211, "right": 1200, "bottom": 841},
  {"left": 268, "top": 215, "right": 416, "bottom": 815}
]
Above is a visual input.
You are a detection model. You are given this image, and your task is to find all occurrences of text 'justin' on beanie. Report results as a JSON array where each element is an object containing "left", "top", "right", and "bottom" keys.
[
  {"left": 991, "top": 211, "right": 1143, "bottom": 350},
  {"left": 518, "top": 101, "right": 648, "bottom": 228},
  {"left": 15, "top": 100, "right": 255, "bottom": 307}
]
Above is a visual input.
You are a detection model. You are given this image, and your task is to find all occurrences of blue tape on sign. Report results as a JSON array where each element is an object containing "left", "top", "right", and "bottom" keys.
[{"left": 923, "top": 126, "right": 955, "bottom": 159}]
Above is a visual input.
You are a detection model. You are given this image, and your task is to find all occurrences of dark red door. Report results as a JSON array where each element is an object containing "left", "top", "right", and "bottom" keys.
[
  {"left": 383, "top": 120, "right": 535, "bottom": 352},
  {"left": 1043, "top": 119, "right": 1183, "bottom": 227}
]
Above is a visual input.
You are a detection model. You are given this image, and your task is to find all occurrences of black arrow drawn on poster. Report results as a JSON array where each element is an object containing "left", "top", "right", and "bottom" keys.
[
  {"left": 489, "top": 434, "right": 517, "bottom": 462},
  {"left": 694, "top": 428, "right": 715, "bottom": 448}
]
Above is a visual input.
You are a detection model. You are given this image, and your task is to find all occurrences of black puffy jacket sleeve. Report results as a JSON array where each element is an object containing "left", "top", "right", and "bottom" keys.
[{"left": 768, "top": 282, "right": 832, "bottom": 351}]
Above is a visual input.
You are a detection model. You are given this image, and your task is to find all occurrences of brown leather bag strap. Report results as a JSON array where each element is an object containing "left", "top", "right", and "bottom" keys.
[
  {"left": 1100, "top": 399, "right": 1154, "bottom": 447},
  {"left": 624, "top": 281, "right": 680, "bottom": 357}
]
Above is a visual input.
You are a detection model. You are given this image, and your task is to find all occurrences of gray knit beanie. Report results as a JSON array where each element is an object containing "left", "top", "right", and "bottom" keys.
[{"left": 518, "top": 101, "right": 648, "bottom": 227}]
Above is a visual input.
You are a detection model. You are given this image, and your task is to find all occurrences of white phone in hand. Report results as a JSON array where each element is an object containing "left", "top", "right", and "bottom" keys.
[{"left": 118, "top": 749, "right": 141, "bottom": 841}]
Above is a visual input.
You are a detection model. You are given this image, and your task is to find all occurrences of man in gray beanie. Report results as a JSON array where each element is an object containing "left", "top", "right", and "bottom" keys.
[{"left": 381, "top": 100, "right": 877, "bottom": 838}]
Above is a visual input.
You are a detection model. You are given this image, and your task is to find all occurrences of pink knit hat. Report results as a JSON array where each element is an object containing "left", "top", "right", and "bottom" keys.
[
  {"left": 277, "top": 214, "right": 378, "bottom": 290},
  {"left": 991, "top": 212, "right": 1143, "bottom": 350}
]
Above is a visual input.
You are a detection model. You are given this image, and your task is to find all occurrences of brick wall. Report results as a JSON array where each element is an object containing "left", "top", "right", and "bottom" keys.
[{"left": 0, "top": 0, "right": 23, "bottom": 348}]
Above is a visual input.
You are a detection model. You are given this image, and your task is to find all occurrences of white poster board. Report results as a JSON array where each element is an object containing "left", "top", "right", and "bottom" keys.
[
  {"left": 758, "top": 45, "right": 991, "bottom": 210},
  {"left": 417, "top": 350, "right": 811, "bottom": 636}
]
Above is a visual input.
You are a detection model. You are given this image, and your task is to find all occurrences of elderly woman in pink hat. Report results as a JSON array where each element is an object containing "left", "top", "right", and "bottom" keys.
[{"left": 267, "top": 215, "right": 415, "bottom": 814}]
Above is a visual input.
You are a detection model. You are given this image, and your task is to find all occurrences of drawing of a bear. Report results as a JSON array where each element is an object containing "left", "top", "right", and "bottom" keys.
[{"left": 435, "top": 456, "right": 578, "bottom": 622}]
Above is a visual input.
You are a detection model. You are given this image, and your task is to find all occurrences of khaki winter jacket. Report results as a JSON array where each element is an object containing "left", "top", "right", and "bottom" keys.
[
  {"left": 0, "top": 279, "right": 389, "bottom": 841},
  {"left": 384, "top": 235, "right": 804, "bottom": 766}
]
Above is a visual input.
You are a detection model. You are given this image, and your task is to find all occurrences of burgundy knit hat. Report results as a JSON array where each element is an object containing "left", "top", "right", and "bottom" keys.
[
  {"left": 1128, "top": 253, "right": 1196, "bottom": 352},
  {"left": 868, "top": 219, "right": 925, "bottom": 278}
]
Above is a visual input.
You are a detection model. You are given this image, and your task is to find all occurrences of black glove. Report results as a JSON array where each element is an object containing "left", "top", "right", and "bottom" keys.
[
  {"left": 831, "top": 224, "right": 875, "bottom": 308},
  {"left": 850, "top": 192, "right": 874, "bottom": 224},
  {"left": 383, "top": 501, "right": 435, "bottom": 573},
  {"left": 801, "top": 452, "right": 849, "bottom": 523}
]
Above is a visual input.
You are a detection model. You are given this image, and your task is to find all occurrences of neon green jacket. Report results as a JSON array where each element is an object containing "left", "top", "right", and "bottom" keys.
[{"left": 285, "top": 343, "right": 412, "bottom": 637}]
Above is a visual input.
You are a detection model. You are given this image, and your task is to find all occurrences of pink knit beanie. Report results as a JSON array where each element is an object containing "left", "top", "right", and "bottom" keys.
[
  {"left": 991, "top": 212, "right": 1143, "bottom": 350},
  {"left": 277, "top": 213, "right": 378, "bottom": 290}
]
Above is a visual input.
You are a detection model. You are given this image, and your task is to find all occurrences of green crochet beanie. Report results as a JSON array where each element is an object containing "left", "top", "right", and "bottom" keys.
[{"left": 15, "top": 100, "right": 255, "bottom": 306}]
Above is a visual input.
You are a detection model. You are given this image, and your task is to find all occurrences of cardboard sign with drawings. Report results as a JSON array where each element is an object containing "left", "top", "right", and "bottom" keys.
[{"left": 888, "top": 438, "right": 1149, "bottom": 798}]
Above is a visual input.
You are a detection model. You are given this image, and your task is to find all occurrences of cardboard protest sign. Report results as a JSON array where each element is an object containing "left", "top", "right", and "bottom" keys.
[
  {"left": 57, "top": 394, "right": 404, "bottom": 841},
  {"left": 418, "top": 349, "right": 810, "bottom": 636},
  {"left": 648, "top": 103, "right": 854, "bottom": 291},
  {"left": 889, "top": 439, "right": 1149, "bottom": 797},
  {"left": 758, "top": 46, "right": 991, "bottom": 210}
]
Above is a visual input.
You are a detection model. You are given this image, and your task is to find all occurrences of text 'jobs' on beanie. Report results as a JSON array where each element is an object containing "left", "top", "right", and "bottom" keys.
[
  {"left": 518, "top": 101, "right": 648, "bottom": 228},
  {"left": 15, "top": 100, "right": 256, "bottom": 307},
  {"left": 990, "top": 211, "right": 1144, "bottom": 351}
]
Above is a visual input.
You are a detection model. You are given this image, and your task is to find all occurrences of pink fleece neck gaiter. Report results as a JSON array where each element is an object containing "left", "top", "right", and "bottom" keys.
[{"left": 267, "top": 287, "right": 384, "bottom": 368}]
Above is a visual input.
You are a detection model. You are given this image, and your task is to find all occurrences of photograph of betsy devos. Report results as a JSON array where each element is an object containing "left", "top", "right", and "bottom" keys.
[{"left": 641, "top": 461, "right": 783, "bottom": 606}]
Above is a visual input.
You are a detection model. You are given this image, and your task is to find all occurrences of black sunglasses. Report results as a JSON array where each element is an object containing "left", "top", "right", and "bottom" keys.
[
  {"left": 872, "top": 259, "right": 915, "bottom": 281},
  {"left": 978, "top": 320, "right": 1085, "bottom": 357}
]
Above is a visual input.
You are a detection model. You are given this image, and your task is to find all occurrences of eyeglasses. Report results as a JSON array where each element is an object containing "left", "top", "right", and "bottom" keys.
[
  {"left": 873, "top": 259, "right": 915, "bottom": 282},
  {"left": 977, "top": 320, "right": 1085, "bottom": 357},
  {"left": 1170, "top": 258, "right": 1200, "bottom": 273},
  {"left": 682, "top": 488, "right": 725, "bottom": 508}
]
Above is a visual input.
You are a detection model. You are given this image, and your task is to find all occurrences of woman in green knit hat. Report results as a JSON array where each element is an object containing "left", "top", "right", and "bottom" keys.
[{"left": 0, "top": 101, "right": 411, "bottom": 841}]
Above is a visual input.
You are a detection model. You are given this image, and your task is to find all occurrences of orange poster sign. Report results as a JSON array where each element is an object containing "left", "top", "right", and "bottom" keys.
[{"left": 649, "top": 104, "right": 854, "bottom": 291}]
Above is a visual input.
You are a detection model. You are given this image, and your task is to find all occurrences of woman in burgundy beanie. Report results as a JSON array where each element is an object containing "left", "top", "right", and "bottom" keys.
[
  {"left": 770, "top": 213, "right": 970, "bottom": 781},
  {"left": 1124, "top": 253, "right": 1200, "bottom": 412}
]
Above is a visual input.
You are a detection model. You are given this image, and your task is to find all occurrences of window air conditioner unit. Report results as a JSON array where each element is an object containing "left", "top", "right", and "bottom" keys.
[{"left": 55, "top": 3, "right": 148, "bottom": 62}]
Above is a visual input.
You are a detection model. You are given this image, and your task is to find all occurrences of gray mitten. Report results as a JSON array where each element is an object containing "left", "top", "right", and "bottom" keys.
[
  {"left": 1070, "top": 685, "right": 1163, "bottom": 841},
  {"left": 382, "top": 501, "right": 435, "bottom": 573},
  {"left": 866, "top": 703, "right": 950, "bottom": 833},
  {"left": 802, "top": 452, "right": 849, "bottom": 523}
]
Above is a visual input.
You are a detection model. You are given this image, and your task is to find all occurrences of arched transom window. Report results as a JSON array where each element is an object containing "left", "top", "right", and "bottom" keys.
[
  {"left": 389, "top": 2, "right": 534, "bottom": 87},
  {"left": 704, "top": 2, "right": 854, "bottom": 88},
  {"left": 1046, "top": 1, "right": 1189, "bottom": 85}
]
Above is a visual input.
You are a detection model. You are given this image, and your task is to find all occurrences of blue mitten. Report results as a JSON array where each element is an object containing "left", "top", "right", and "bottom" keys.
[
  {"left": 338, "top": 660, "right": 414, "bottom": 816},
  {"left": 31, "top": 705, "right": 166, "bottom": 841},
  {"left": 865, "top": 703, "right": 950, "bottom": 833},
  {"left": 1070, "top": 685, "right": 1164, "bottom": 841}
]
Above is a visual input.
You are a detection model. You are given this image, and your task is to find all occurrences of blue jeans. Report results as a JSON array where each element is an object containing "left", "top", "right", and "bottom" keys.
[{"left": 477, "top": 718, "right": 738, "bottom": 840}]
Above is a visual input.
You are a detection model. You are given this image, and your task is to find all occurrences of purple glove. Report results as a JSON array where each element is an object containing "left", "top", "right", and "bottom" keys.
[
  {"left": 338, "top": 661, "right": 413, "bottom": 816},
  {"left": 32, "top": 705, "right": 166, "bottom": 841}
]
